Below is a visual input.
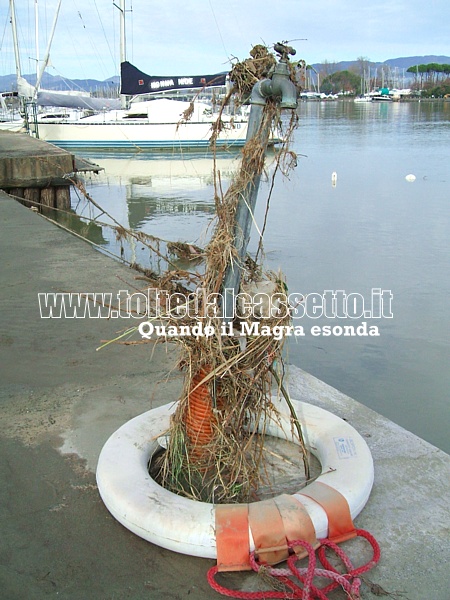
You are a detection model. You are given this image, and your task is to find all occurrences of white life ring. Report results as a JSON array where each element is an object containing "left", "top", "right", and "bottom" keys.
[{"left": 96, "top": 397, "right": 374, "bottom": 559}]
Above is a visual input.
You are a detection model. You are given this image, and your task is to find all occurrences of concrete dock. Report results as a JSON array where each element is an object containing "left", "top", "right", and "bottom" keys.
[
  {"left": 0, "top": 189, "right": 449, "bottom": 599},
  {"left": 0, "top": 130, "right": 100, "bottom": 211}
]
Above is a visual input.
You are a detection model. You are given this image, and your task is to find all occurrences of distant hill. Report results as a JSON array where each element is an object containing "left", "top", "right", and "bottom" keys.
[
  {"left": 310, "top": 55, "right": 450, "bottom": 75},
  {"left": 383, "top": 56, "right": 450, "bottom": 68},
  {"left": 1, "top": 56, "right": 450, "bottom": 93},
  {"left": 0, "top": 71, "right": 120, "bottom": 93}
]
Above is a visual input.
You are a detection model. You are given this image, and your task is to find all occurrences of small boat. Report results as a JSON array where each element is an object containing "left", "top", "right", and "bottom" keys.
[
  {"left": 370, "top": 87, "right": 393, "bottom": 102},
  {"left": 371, "top": 94, "right": 393, "bottom": 102}
]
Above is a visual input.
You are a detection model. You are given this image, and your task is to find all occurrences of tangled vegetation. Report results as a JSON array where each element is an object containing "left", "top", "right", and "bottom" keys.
[{"left": 152, "top": 46, "right": 309, "bottom": 504}]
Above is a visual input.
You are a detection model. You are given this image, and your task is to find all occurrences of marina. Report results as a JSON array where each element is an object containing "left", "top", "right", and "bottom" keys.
[{"left": 4, "top": 0, "right": 250, "bottom": 152}]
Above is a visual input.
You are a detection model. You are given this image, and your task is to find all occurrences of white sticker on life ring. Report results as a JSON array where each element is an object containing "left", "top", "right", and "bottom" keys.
[{"left": 333, "top": 437, "right": 357, "bottom": 459}]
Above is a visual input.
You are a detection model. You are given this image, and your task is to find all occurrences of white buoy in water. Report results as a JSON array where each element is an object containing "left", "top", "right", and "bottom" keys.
[
  {"left": 405, "top": 174, "right": 416, "bottom": 182},
  {"left": 331, "top": 171, "right": 338, "bottom": 186}
]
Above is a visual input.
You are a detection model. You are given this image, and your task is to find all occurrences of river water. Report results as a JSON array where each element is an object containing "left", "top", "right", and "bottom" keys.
[{"left": 71, "top": 100, "right": 450, "bottom": 453}]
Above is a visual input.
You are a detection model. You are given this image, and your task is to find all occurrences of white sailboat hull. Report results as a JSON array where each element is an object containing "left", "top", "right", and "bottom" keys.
[{"left": 35, "top": 118, "right": 248, "bottom": 151}]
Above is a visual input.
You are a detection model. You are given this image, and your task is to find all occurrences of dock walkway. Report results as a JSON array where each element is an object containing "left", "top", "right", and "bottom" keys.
[{"left": 0, "top": 190, "right": 449, "bottom": 599}]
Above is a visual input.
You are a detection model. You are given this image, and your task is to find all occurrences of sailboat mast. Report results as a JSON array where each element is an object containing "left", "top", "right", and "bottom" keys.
[
  {"left": 120, "top": 0, "right": 126, "bottom": 64},
  {"left": 117, "top": 0, "right": 127, "bottom": 108},
  {"left": 35, "top": 0, "right": 40, "bottom": 81},
  {"left": 34, "top": 0, "right": 62, "bottom": 99},
  {"left": 9, "top": 0, "right": 22, "bottom": 79}
]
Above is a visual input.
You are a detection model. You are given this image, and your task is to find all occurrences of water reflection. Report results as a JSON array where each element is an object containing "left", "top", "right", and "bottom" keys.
[
  {"left": 53, "top": 206, "right": 107, "bottom": 245},
  {"left": 76, "top": 152, "right": 239, "bottom": 239},
  {"left": 126, "top": 192, "right": 216, "bottom": 231},
  {"left": 69, "top": 152, "right": 244, "bottom": 275}
]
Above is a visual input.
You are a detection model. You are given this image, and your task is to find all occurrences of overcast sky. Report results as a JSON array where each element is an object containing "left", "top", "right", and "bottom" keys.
[{"left": 2, "top": 0, "right": 449, "bottom": 81}]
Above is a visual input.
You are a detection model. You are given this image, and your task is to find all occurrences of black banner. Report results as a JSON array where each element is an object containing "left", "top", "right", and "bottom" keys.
[{"left": 120, "top": 61, "right": 227, "bottom": 96}]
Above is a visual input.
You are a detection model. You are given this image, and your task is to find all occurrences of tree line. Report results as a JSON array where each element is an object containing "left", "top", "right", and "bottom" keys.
[
  {"left": 406, "top": 63, "right": 450, "bottom": 86},
  {"left": 406, "top": 63, "right": 450, "bottom": 97}
]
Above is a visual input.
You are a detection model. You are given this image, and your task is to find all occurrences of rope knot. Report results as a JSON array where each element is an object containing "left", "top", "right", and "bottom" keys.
[{"left": 207, "top": 528, "right": 381, "bottom": 599}]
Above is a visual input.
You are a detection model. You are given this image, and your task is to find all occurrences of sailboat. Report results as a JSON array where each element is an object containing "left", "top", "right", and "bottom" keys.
[
  {"left": 34, "top": 64, "right": 249, "bottom": 151},
  {"left": 13, "top": 0, "right": 249, "bottom": 152}
]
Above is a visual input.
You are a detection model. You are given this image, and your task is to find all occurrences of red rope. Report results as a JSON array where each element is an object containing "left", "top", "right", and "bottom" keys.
[{"left": 207, "top": 529, "right": 380, "bottom": 599}]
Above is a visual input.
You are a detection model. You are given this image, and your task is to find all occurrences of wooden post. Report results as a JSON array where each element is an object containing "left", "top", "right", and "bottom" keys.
[
  {"left": 23, "top": 187, "right": 40, "bottom": 210},
  {"left": 7, "top": 188, "right": 25, "bottom": 204},
  {"left": 40, "top": 187, "right": 56, "bottom": 213},
  {"left": 55, "top": 186, "right": 71, "bottom": 211}
]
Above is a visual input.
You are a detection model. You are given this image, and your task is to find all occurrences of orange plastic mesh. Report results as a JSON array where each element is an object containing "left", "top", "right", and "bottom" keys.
[{"left": 184, "top": 368, "right": 217, "bottom": 459}]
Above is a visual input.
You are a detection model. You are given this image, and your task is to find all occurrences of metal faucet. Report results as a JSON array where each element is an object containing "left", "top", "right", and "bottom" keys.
[{"left": 250, "top": 43, "right": 298, "bottom": 109}]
